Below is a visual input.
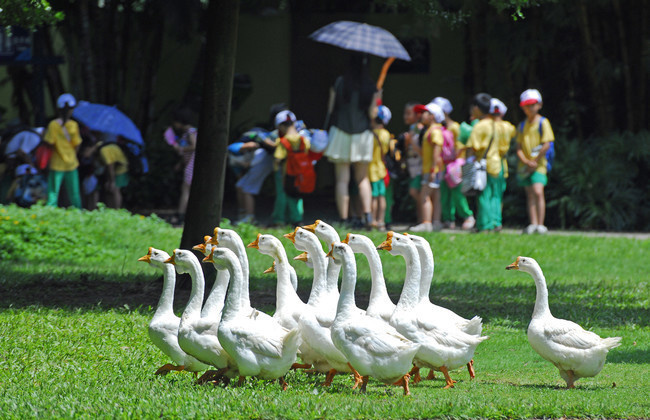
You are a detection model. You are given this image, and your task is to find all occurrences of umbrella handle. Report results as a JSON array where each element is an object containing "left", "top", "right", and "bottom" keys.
[{"left": 376, "top": 57, "right": 396, "bottom": 90}]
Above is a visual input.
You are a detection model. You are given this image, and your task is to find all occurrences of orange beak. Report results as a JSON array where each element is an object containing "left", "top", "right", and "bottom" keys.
[
  {"left": 247, "top": 233, "right": 261, "bottom": 249},
  {"left": 342, "top": 233, "right": 351, "bottom": 244},
  {"left": 208, "top": 228, "right": 219, "bottom": 245},
  {"left": 293, "top": 252, "right": 309, "bottom": 262},
  {"left": 164, "top": 250, "right": 177, "bottom": 265},
  {"left": 203, "top": 248, "right": 215, "bottom": 263},
  {"left": 377, "top": 232, "right": 394, "bottom": 251},
  {"left": 263, "top": 261, "right": 276, "bottom": 274},
  {"left": 325, "top": 247, "right": 335, "bottom": 260},
  {"left": 138, "top": 247, "right": 153, "bottom": 262},
  {"left": 192, "top": 243, "right": 206, "bottom": 253},
  {"left": 283, "top": 227, "right": 299, "bottom": 243},
  {"left": 302, "top": 220, "right": 320, "bottom": 233},
  {"left": 506, "top": 257, "right": 520, "bottom": 270}
]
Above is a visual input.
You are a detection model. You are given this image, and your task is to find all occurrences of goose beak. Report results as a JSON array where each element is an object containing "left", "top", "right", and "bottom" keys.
[
  {"left": 192, "top": 243, "right": 206, "bottom": 252},
  {"left": 325, "top": 247, "right": 335, "bottom": 261},
  {"left": 302, "top": 220, "right": 320, "bottom": 233},
  {"left": 164, "top": 250, "right": 177, "bottom": 265},
  {"left": 342, "top": 233, "right": 351, "bottom": 244},
  {"left": 247, "top": 233, "right": 261, "bottom": 249},
  {"left": 294, "top": 252, "right": 309, "bottom": 262},
  {"left": 283, "top": 227, "right": 298, "bottom": 243},
  {"left": 506, "top": 257, "right": 520, "bottom": 270},
  {"left": 138, "top": 247, "right": 153, "bottom": 262},
  {"left": 203, "top": 248, "right": 215, "bottom": 263},
  {"left": 208, "top": 228, "right": 219, "bottom": 245},
  {"left": 377, "top": 232, "right": 393, "bottom": 251},
  {"left": 263, "top": 262, "right": 276, "bottom": 274}
]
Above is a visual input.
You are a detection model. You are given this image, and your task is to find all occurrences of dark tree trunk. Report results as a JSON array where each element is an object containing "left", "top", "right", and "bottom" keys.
[
  {"left": 179, "top": 0, "right": 240, "bottom": 286},
  {"left": 78, "top": 0, "right": 96, "bottom": 101}
]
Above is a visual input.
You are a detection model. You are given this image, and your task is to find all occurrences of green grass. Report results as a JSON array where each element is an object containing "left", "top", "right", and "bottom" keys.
[{"left": 1, "top": 204, "right": 649, "bottom": 418}]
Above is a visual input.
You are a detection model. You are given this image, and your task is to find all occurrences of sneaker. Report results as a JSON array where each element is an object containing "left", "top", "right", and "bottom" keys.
[
  {"left": 461, "top": 216, "right": 476, "bottom": 230},
  {"left": 442, "top": 221, "right": 456, "bottom": 229},
  {"left": 432, "top": 221, "right": 443, "bottom": 232},
  {"left": 409, "top": 222, "right": 433, "bottom": 232},
  {"left": 523, "top": 224, "right": 537, "bottom": 235},
  {"left": 536, "top": 225, "right": 548, "bottom": 234}
]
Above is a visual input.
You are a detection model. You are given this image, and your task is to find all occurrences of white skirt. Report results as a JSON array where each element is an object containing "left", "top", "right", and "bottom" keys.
[{"left": 324, "top": 126, "right": 374, "bottom": 163}]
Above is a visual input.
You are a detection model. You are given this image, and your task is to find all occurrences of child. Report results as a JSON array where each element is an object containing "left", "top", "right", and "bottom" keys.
[
  {"left": 401, "top": 102, "right": 424, "bottom": 223},
  {"left": 433, "top": 97, "right": 475, "bottom": 230},
  {"left": 466, "top": 92, "right": 511, "bottom": 232},
  {"left": 490, "top": 98, "right": 516, "bottom": 186},
  {"left": 410, "top": 102, "right": 445, "bottom": 232},
  {"left": 164, "top": 107, "right": 197, "bottom": 224},
  {"left": 368, "top": 105, "right": 391, "bottom": 231},
  {"left": 273, "top": 110, "right": 311, "bottom": 226},
  {"left": 515, "top": 89, "right": 555, "bottom": 234}
]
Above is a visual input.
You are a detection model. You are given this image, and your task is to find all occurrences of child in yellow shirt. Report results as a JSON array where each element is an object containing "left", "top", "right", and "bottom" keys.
[{"left": 368, "top": 105, "right": 391, "bottom": 231}]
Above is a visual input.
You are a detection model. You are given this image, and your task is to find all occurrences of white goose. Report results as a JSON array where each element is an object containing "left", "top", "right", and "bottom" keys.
[
  {"left": 302, "top": 220, "right": 341, "bottom": 301},
  {"left": 166, "top": 249, "right": 236, "bottom": 382},
  {"left": 507, "top": 256, "right": 621, "bottom": 388},
  {"left": 207, "top": 247, "right": 301, "bottom": 390},
  {"left": 138, "top": 247, "right": 210, "bottom": 375},
  {"left": 192, "top": 235, "right": 230, "bottom": 319},
  {"left": 378, "top": 232, "right": 488, "bottom": 389},
  {"left": 406, "top": 233, "right": 483, "bottom": 380},
  {"left": 285, "top": 227, "right": 361, "bottom": 387},
  {"left": 342, "top": 233, "right": 395, "bottom": 322},
  {"left": 328, "top": 242, "right": 420, "bottom": 396}
]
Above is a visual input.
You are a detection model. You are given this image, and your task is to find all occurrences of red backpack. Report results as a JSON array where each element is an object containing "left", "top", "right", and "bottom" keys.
[{"left": 280, "top": 136, "right": 316, "bottom": 197}]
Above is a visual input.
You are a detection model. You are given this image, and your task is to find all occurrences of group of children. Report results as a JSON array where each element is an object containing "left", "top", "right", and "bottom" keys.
[
  {"left": 231, "top": 88, "right": 554, "bottom": 234},
  {"left": 366, "top": 88, "right": 554, "bottom": 233}
]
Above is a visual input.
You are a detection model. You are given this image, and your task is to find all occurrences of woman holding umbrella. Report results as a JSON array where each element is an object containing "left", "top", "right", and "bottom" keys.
[
  {"left": 43, "top": 93, "right": 83, "bottom": 209},
  {"left": 324, "top": 53, "right": 378, "bottom": 227}
]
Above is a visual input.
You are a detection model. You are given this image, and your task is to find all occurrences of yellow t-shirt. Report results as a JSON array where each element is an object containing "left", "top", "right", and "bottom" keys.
[
  {"left": 421, "top": 123, "right": 444, "bottom": 174},
  {"left": 467, "top": 118, "right": 511, "bottom": 176},
  {"left": 368, "top": 128, "right": 390, "bottom": 183},
  {"left": 99, "top": 144, "right": 129, "bottom": 175},
  {"left": 515, "top": 116, "right": 554, "bottom": 176},
  {"left": 498, "top": 120, "right": 516, "bottom": 178},
  {"left": 274, "top": 134, "right": 311, "bottom": 171},
  {"left": 44, "top": 119, "right": 82, "bottom": 171}
]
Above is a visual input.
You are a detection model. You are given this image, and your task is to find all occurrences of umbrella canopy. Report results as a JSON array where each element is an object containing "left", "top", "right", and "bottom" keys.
[
  {"left": 72, "top": 101, "right": 143, "bottom": 145},
  {"left": 309, "top": 21, "right": 411, "bottom": 62}
]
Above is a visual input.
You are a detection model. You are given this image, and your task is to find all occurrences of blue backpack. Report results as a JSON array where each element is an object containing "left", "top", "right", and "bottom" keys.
[{"left": 518, "top": 117, "right": 554, "bottom": 172}]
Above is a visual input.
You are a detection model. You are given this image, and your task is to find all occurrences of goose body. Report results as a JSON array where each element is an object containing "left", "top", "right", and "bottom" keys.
[
  {"left": 329, "top": 242, "right": 420, "bottom": 395},
  {"left": 209, "top": 247, "right": 300, "bottom": 386},
  {"left": 138, "top": 247, "right": 210, "bottom": 375},
  {"left": 507, "top": 256, "right": 621, "bottom": 388},
  {"left": 379, "top": 232, "right": 488, "bottom": 388}
]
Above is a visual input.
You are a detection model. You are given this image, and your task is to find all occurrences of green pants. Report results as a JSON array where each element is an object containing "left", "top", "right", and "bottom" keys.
[
  {"left": 384, "top": 179, "right": 394, "bottom": 225},
  {"left": 441, "top": 180, "right": 473, "bottom": 222},
  {"left": 47, "top": 169, "right": 82, "bottom": 209},
  {"left": 476, "top": 171, "right": 505, "bottom": 231},
  {"left": 271, "top": 169, "right": 303, "bottom": 224}
]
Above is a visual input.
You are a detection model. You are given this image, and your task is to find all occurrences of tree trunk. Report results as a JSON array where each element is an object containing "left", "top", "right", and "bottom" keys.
[
  {"left": 612, "top": 0, "right": 634, "bottom": 131},
  {"left": 78, "top": 0, "right": 96, "bottom": 101},
  {"left": 179, "top": 0, "right": 240, "bottom": 285}
]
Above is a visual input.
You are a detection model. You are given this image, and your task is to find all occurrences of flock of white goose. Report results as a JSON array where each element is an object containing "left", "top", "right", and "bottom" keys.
[{"left": 138, "top": 220, "right": 621, "bottom": 395}]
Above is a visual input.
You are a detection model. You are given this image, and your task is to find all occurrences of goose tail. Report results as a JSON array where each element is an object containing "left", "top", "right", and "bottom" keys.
[
  {"left": 462, "top": 316, "right": 483, "bottom": 336},
  {"left": 602, "top": 336, "right": 622, "bottom": 350}
]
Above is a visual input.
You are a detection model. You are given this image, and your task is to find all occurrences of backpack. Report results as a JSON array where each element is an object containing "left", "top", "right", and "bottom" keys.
[
  {"left": 518, "top": 117, "right": 554, "bottom": 171},
  {"left": 280, "top": 136, "right": 316, "bottom": 198},
  {"left": 118, "top": 141, "right": 149, "bottom": 176},
  {"left": 438, "top": 126, "right": 456, "bottom": 164},
  {"left": 14, "top": 171, "right": 47, "bottom": 207}
]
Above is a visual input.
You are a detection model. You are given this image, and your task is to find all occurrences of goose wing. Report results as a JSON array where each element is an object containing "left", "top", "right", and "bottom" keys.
[{"left": 543, "top": 318, "right": 603, "bottom": 350}]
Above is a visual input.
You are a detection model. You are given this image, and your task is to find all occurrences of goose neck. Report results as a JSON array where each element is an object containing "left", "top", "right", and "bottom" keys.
[
  {"left": 336, "top": 257, "right": 357, "bottom": 318},
  {"left": 274, "top": 251, "right": 304, "bottom": 309},
  {"left": 222, "top": 257, "right": 245, "bottom": 321},
  {"left": 416, "top": 245, "right": 434, "bottom": 302},
  {"left": 530, "top": 265, "right": 551, "bottom": 318},
  {"left": 306, "top": 245, "right": 328, "bottom": 304},
  {"left": 201, "top": 269, "right": 230, "bottom": 318},
  {"left": 182, "top": 258, "right": 205, "bottom": 318},
  {"left": 155, "top": 263, "right": 177, "bottom": 316},
  {"left": 361, "top": 246, "right": 390, "bottom": 305},
  {"left": 396, "top": 245, "right": 422, "bottom": 310}
]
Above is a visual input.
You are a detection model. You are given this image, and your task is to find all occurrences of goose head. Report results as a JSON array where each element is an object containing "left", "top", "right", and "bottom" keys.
[
  {"left": 248, "top": 233, "right": 283, "bottom": 258},
  {"left": 342, "top": 232, "right": 373, "bottom": 253},
  {"left": 293, "top": 251, "right": 313, "bottom": 269},
  {"left": 138, "top": 247, "right": 171, "bottom": 270},
  {"left": 208, "top": 227, "right": 242, "bottom": 251},
  {"left": 325, "top": 241, "right": 350, "bottom": 265},
  {"left": 506, "top": 256, "right": 540, "bottom": 274},
  {"left": 202, "top": 246, "right": 238, "bottom": 271},
  {"left": 286, "top": 227, "right": 320, "bottom": 253},
  {"left": 376, "top": 231, "right": 413, "bottom": 256},
  {"left": 192, "top": 235, "right": 213, "bottom": 256},
  {"left": 302, "top": 219, "right": 339, "bottom": 249},
  {"left": 164, "top": 249, "right": 197, "bottom": 274},
  {"left": 263, "top": 261, "right": 276, "bottom": 274}
]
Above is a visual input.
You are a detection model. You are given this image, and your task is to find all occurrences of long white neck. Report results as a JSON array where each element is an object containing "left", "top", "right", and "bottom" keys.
[
  {"left": 221, "top": 257, "right": 245, "bottom": 322},
  {"left": 395, "top": 244, "right": 422, "bottom": 310},
  {"left": 529, "top": 264, "right": 551, "bottom": 319},
  {"left": 201, "top": 269, "right": 230, "bottom": 319},
  {"left": 335, "top": 252, "right": 358, "bottom": 319},
  {"left": 181, "top": 257, "right": 205, "bottom": 319},
  {"left": 305, "top": 242, "right": 328, "bottom": 305},
  {"left": 226, "top": 240, "right": 251, "bottom": 309},
  {"left": 414, "top": 242, "right": 434, "bottom": 303},
  {"left": 273, "top": 245, "right": 305, "bottom": 310},
  {"left": 154, "top": 263, "right": 176, "bottom": 317},
  {"left": 358, "top": 242, "right": 392, "bottom": 309}
]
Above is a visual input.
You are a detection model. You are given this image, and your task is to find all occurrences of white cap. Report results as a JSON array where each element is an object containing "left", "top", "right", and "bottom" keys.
[
  {"left": 274, "top": 110, "right": 297, "bottom": 127},
  {"left": 57, "top": 93, "right": 77, "bottom": 109},
  {"left": 520, "top": 89, "right": 542, "bottom": 106},
  {"left": 432, "top": 97, "right": 453, "bottom": 115},
  {"left": 490, "top": 98, "right": 507, "bottom": 116},
  {"left": 34, "top": 127, "right": 45, "bottom": 135},
  {"left": 376, "top": 105, "right": 392, "bottom": 125},
  {"left": 424, "top": 102, "right": 445, "bottom": 124}
]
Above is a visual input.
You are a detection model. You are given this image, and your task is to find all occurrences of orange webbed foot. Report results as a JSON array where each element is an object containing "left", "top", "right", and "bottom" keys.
[
  {"left": 321, "top": 369, "right": 337, "bottom": 387},
  {"left": 155, "top": 363, "right": 184, "bottom": 376},
  {"left": 409, "top": 365, "right": 422, "bottom": 385},
  {"left": 467, "top": 359, "right": 476, "bottom": 379},
  {"left": 440, "top": 366, "right": 457, "bottom": 389}
]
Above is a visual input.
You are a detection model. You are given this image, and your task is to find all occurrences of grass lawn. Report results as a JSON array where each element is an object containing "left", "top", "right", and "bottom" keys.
[{"left": 1, "top": 205, "right": 649, "bottom": 418}]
